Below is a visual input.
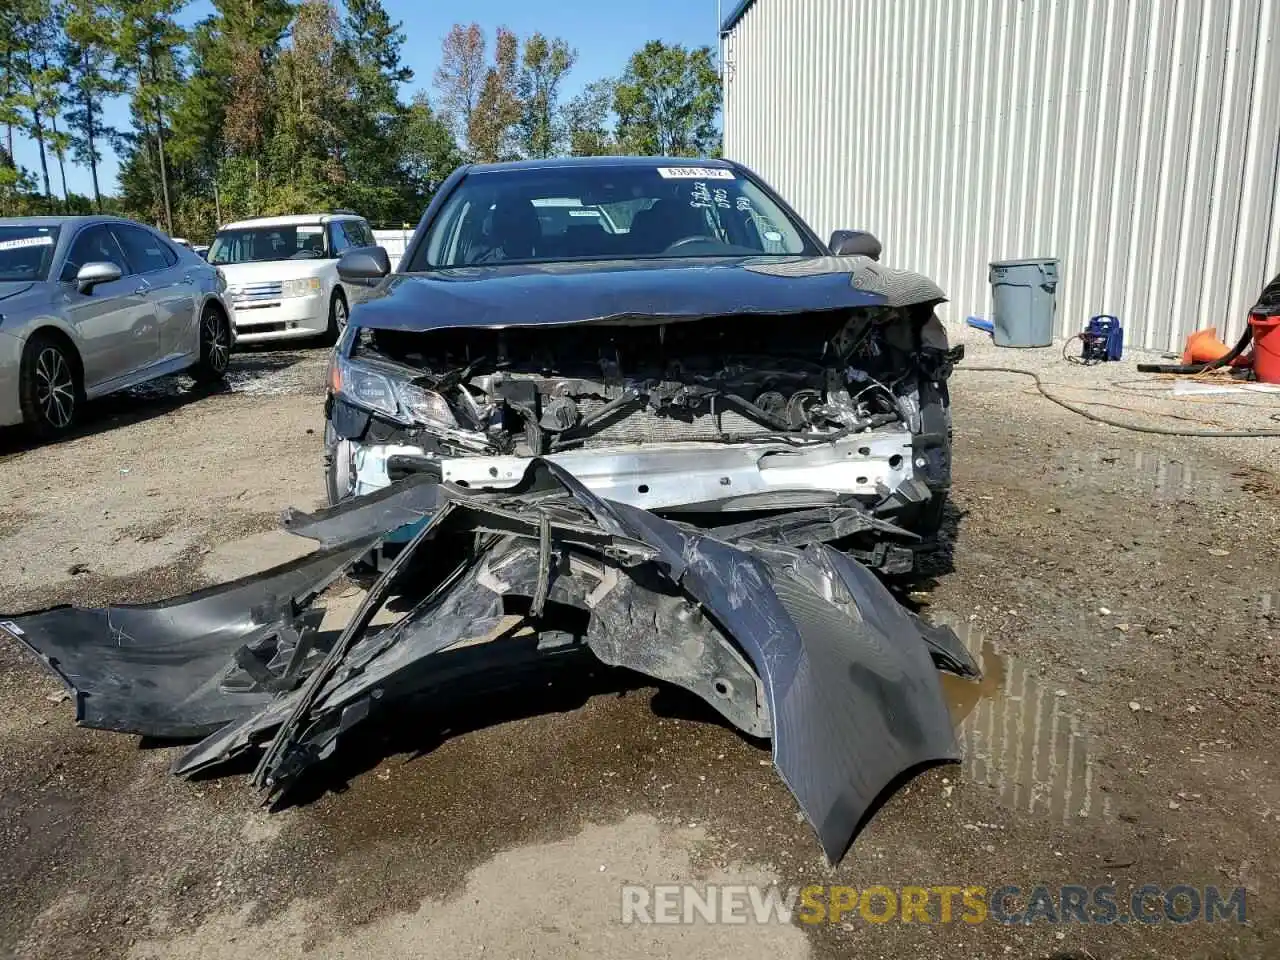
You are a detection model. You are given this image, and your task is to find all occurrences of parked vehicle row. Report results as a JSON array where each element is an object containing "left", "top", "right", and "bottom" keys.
[
  {"left": 0, "top": 216, "right": 234, "bottom": 437},
  {"left": 0, "top": 209, "right": 383, "bottom": 438}
]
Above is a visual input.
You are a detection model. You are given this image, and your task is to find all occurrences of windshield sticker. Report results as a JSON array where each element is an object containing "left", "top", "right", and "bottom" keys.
[
  {"left": 689, "top": 182, "right": 733, "bottom": 211},
  {"left": 764, "top": 230, "right": 783, "bottom": 242},
  {"left": 0, "top": 235, "right": 55, "bottom": 251},
  {"left": 297, "top": 225, "right": 324, "bottom": 235},
  {"left": 658, "top": 167, "right": 735, "bottom": 180},
  {"left": 568, "top": 209, "right": 601, "bottom": 217}
]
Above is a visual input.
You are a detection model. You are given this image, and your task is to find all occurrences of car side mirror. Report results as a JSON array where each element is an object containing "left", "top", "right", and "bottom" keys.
[
  {"left": 338, "top": 246, "right": 391, "bottom": 283},
  {"left": 76, "top": 261, "right": 122, "bottom": 294},
  {"left": 828, "top": 230, "right": 882, "bottom": 260}
]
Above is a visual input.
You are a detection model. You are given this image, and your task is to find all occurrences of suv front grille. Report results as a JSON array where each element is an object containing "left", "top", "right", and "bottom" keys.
[{"left": 229, "top": 281, "right": 283, "bottom": 306}]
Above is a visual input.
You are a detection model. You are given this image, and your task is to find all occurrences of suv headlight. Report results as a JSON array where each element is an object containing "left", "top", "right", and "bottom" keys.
[
  {"left": 329, "top": 354, "right": 458, "bottom": 428},
  {"left": 282, "top": 277, "right": 322, "bottom": 298}
]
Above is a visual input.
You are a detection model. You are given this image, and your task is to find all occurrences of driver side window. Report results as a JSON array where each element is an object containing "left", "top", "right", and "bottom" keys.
[
  {"left": 60, "top": 226, "right": 129, "bottom": 283},
  {"left": 330, "top": 222, "right": 353, "bottom": 256}
]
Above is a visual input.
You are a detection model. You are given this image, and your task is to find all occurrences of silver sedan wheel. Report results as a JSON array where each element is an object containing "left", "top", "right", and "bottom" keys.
[
  {"left": 35, "top": 347, "right": 75, "bottom": 429},
  {"left": 204, "top": 310, "right": 230, "bottom": 373},
  {"left": 333, "top": 296, "right": 349, "bottom": 332}
]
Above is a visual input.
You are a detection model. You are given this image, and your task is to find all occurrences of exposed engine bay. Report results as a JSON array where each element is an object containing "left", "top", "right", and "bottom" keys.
[{"left": 326, "top": 304, "right": 961, "bottom": 574}]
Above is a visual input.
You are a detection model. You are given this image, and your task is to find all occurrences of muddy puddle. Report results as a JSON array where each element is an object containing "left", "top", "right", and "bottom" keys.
[{"left": 936, "top": 617, "right": 1111, "bottom": 824}]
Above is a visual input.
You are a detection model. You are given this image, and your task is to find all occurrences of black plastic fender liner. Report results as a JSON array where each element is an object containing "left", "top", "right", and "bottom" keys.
[
  {"left": 528, "top": 460, "right": 967, "bottom": 862},
  {"left": 0, "top": 542, "right": 375, "bottom": 738}
]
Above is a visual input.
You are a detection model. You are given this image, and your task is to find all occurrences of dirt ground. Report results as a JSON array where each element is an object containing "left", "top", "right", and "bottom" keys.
[{"left": 1, "top": 340, "right": 1278, "bottom": 959}]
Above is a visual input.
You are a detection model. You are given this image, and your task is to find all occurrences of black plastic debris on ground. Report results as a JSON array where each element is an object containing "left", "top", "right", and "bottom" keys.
[{"left": 0, "top": 460, "right": 978, "bottom": 864}]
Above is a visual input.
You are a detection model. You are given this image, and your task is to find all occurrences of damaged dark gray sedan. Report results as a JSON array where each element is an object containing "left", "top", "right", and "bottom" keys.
[{"left": 1, "top": 157, "right": 977, "bottom": 864}]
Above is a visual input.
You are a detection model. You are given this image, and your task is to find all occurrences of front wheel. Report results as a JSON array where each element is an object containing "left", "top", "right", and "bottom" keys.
[
  {"left": 18, "top": 333, "right": 82, "bottom": 438},
  {"left": 191, "top": 303, "right": 232, "bottom": 383},
  {"left": 321, "top": 292, "right": 348, "bottom": 346},
  {"left": 324, "top": 426, "right": 357, "bottom": 505}
]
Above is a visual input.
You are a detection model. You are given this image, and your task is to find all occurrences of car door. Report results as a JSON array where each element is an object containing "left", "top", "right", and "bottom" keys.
[
  {"left": 338, "top": 219, "right": 379, "bottom": 304},
  {"left": 58, "top": 224, "right": 160, "bottom": 391},
  {"left": 327, "top": 220, "right": 358, "bottom": 305},
  {"left": 111, "top": 224, "right": 197, "bottom": 362}
]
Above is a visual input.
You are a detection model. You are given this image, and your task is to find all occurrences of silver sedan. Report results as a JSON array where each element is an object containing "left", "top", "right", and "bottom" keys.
[{"left": 0, "top": 216, "right": 235, "bottom": 437}]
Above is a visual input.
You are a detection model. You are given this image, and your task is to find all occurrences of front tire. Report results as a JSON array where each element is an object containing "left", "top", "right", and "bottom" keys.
[
  {"left": 18, "top": 333, "right": 82, "bottom": 438},
  {"left": 191, "top": 303, "right": 232, "bottom": 383},
  {"left": 324, "top": 427, "right": 357, "bottom": 505},
  {"left": 321, "top": 291, "right": 348, "bottom": 346}
]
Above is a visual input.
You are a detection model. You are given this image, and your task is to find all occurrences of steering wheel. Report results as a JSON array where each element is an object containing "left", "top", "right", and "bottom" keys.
[{"left": 663, "top": 235, "right": 718, "bottom": 252}]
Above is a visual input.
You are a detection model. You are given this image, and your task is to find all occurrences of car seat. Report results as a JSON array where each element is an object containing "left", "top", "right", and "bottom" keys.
[
  {"left": 627, "top": 199, "right": 712, "bottom": 254},
  {"left": 488, "top": 200, "right": 541, "bottom": 260}
]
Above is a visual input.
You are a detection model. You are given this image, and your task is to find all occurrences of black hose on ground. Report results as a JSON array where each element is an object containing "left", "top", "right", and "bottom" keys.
[
  {"left": 956, "top": 365, "right": 1280, "bottom": 438},
  {"left": 1135, "top": 325, "right": 1254, "bottom": 374}
]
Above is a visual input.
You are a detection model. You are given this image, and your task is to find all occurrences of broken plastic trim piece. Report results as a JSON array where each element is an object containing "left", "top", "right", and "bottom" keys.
[{"left": 2, "top": 460, "right": 978, "bottom": 864}]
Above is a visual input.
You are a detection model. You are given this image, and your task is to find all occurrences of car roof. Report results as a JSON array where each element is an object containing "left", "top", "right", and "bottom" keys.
[
  {"left": 218, "top": 213, "right": 364, "bottom": 230},
  {"left": 465, "top": 155, "right": 738, "bottom": 175},
  {"left": 0, "top": 215, "right": 148, "bottom": 229}
]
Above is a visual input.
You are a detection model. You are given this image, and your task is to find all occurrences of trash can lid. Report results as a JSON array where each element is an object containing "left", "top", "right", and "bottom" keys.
[{"left": 990, "top": 257, "right": 1059, "bottom": 268}]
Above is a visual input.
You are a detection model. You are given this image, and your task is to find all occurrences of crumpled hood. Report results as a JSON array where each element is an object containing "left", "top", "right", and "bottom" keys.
[{"left": 352, "top": 256, "right": 932, "bottom": 333}]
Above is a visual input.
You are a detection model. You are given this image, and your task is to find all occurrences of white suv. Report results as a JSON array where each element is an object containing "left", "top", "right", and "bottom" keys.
[{"left": 208, "top": 212, "right": 378, "bottom": 344}]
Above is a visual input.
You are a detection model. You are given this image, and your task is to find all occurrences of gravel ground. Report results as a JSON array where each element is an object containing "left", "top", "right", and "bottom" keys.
[{"left": 1, "top": 331, "right": 1278, "bottom": 959}]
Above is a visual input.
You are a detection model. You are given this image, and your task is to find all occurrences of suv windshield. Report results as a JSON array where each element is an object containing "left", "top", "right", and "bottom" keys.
[
  {"left": 0, "top": 225, "right": 60, "bottom": 281},
  {"left": 209, "top": 224, "right": 329, "bottom": 264},
  {"left": 414, "top": 165, "right": 815, "bottom": 269}
]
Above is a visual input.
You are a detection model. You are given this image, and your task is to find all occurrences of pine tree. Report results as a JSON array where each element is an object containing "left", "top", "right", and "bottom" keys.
[
  {"left": 338, "top": 0, "right": 413, "bottom": 221},
  {"left": 108, "top": 0, "right": 189, "bottom": 232},
  {"left": 268, "top": 0, "right": 343, "bottom": 211},
  {"left": 61, "top": 0, "right": 121, "bottom": 211}
]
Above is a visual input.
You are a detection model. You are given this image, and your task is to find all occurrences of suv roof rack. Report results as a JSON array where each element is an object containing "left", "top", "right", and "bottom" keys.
[{"left": 330, "top": 209, "right": 359, "bottom": 216}]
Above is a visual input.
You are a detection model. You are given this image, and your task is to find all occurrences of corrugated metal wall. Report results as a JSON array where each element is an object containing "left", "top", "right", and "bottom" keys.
[
  {"left": 722, "top": 0, "right": 1280, "bottom": 350},
  {"left": 372, "top": 229, "right": 414, "bottom": 271}
]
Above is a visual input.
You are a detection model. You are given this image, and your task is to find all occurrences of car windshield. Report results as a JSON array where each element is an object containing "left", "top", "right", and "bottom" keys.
[
  {"left": 0, "top": 225, "right": 60, "bottom": 281},
  {"left": 413, "top": 165, "right": 815, "bottom": 269},
  {"left": 209, "top": 224, "right": 328, "bottom": 264}
]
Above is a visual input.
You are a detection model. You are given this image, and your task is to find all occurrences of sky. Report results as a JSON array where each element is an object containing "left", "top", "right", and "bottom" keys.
[{"left": 9, "top": 0, "right": 725, "bottom": 197}]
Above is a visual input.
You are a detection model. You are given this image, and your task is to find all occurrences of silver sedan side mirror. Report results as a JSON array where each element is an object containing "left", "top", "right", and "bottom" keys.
[{"left": 76, "top": 261, "right": 123, "bottom": 294}]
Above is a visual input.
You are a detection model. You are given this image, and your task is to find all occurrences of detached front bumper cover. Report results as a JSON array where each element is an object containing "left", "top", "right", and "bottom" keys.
[{"left": 1, "top": 461, "right": 976, "bottom": 864}]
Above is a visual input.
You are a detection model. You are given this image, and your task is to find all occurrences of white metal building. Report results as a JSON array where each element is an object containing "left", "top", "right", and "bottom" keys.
[{"left": 720, "top": 0, "right": 1280, "bottom": 350}]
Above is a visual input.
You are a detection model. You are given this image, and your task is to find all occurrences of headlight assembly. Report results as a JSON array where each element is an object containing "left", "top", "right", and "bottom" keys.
[
  {"left": 397, "top": 381, "right": 458, "bottom": 428},
  {"left": 282, "top": 276, "right": 322, "bottom": 298},
  {"left": 330, "top": 354, "right": 458, "bottom": 428}
]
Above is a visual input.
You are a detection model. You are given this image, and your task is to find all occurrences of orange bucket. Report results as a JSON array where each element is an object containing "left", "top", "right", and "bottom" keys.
[
  {"left": 1181, "top": 327, "right": 1232, "bottom": 365},
  {"left": 1250, "top": 315, "right": 1280, "bottom": 384}
]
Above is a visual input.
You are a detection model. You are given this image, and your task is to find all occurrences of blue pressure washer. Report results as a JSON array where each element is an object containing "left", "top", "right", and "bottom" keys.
[{"left": 1068, "top": 314, "right": 1124, "bottom": 364}]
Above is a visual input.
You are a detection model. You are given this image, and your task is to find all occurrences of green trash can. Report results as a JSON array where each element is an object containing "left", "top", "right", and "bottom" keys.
[{"left": 989, "top": 258, "right": 1059, "bottom": 347}]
